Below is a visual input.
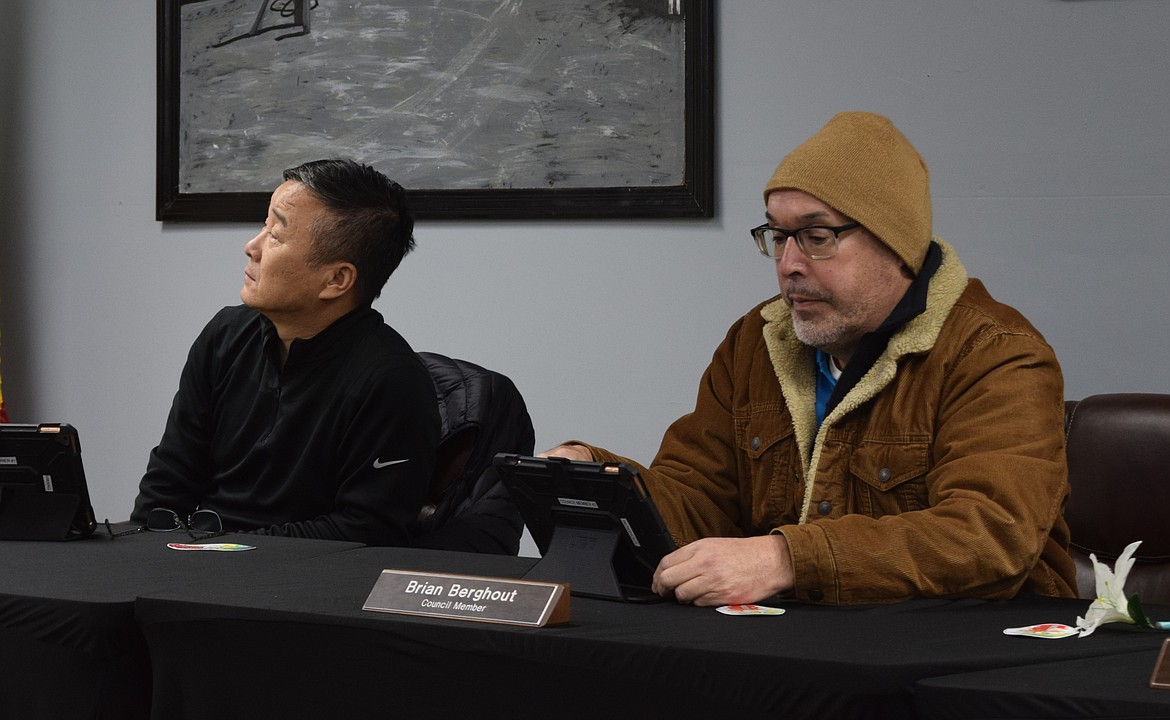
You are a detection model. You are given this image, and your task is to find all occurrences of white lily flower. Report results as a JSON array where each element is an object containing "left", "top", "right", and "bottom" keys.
[{"left": 1075, "top": 540, "right": 1142, "bottom": 637}]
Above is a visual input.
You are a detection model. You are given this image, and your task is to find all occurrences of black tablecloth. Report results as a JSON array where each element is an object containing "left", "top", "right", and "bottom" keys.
[
  {"left": 916, "top": 647, "right": 1170, "bottom": 719},
  {"left": 0, "top": 531, "right": 362, "bottom": 720},
  {"left": 135, "top": 546, "right": 1170, "bottom": 720}
]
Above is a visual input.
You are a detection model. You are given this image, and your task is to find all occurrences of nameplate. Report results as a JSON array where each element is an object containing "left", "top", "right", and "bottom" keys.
[
  {"left": 1152, "top": 638, "right": 1170, "bottom": 690},
  {"left": 362, "top": 569, "right": 570, "bottom": 627}
]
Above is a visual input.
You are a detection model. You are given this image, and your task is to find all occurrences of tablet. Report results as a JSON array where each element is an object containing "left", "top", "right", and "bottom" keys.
[
  {"left": 494, "top": 453, "right": 677, "bottom": 602},
  {"left": 0, "top": 423, "right": 98, "bottom": 540}
]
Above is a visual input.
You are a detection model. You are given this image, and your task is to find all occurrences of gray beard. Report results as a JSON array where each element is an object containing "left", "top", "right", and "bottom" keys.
[{"left": 792, "top": 317, "right": 842, "bottom": 353}]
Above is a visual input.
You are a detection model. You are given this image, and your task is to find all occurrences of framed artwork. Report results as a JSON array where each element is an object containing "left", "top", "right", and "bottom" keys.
[{"left": 156, "top": 0, "right": 715, "bottom": 221}]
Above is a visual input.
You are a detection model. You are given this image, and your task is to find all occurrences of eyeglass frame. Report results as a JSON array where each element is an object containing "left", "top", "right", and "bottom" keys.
[
  {"left": 104, "top": 507, "right": 224, "bottom": 541},
  {"left": 749, "top": 221, "right": 862, "bottom": 260}
]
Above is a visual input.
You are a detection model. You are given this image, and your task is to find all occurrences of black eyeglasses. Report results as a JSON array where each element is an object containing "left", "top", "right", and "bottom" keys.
[
  {"left": 750, "top": 221, "right": 862, "bottom": 260},
  {"left": 105, "top": 508, "right": 224, "bottom": 541}
]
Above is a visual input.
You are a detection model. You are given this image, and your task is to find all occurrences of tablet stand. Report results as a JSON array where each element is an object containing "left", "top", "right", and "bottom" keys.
[
  {"left": 522, "top": 524, "right": 655, "bottom": 602},
  {"left": 0, "top": 490, "right": 82, "bottom": 541}
]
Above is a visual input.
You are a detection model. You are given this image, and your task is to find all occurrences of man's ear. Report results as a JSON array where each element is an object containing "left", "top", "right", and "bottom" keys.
[{"left": 319, "top": 262, "right": 357, "bottom": 300}]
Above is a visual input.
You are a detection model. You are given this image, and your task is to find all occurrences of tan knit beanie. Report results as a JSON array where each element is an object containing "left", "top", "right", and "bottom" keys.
[{"left": 763, "top": 111, "right": 932, "bottom": 274}]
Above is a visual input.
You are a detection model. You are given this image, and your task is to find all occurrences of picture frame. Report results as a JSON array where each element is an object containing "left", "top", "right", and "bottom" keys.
[{"left": 156, "top": 0, "right": 715, "bottom": 222}]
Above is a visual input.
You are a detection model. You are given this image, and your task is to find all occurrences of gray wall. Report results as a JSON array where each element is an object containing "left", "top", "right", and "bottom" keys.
[{"left": 2, "top": 1, "right": 1168, "bottom": 554}]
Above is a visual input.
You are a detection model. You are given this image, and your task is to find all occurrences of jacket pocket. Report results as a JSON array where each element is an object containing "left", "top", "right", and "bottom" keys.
[
  {"left": 737, "top": 412, "right": 799, "bottom": 531},
  {"left": 848, "top": 439, "right": 931, "bottom": 516}
]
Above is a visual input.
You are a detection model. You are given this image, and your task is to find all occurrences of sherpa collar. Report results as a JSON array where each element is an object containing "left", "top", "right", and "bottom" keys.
[{"left": 759, "top": 237, "right": 969, "bottom": 522}]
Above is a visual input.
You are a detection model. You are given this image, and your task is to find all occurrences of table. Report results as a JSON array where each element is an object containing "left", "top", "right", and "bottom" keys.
[
  {"left": 0, "top": 530, "right": 362, "bottom": 720},
  {"left": 915, "top": 647, "right": 1170, "bottom": 719},
  {"left": 135, "top": 546, "right": 1170, "bottom": 720}
]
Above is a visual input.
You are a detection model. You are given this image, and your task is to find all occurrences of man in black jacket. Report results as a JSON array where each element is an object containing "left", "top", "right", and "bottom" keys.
[{"left": 132, "top": 159, "right": 440, "bottom": 546}]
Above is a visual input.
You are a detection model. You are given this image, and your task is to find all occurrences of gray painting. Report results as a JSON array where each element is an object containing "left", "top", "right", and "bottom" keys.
[{"left": 178, "top": 0, "right": 687, "bottom": 194}]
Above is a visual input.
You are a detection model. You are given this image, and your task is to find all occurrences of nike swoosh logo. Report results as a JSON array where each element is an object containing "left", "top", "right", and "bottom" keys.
[{"left": 373, "top": 458, "right": 410, "bottom": 469}]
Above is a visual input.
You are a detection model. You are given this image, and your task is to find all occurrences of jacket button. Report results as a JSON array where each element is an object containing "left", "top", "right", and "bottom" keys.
[
  {"left": 817, "top": 500, "right": 832, "bottom": 516},
  {"left": 808, "top": 589, "right": 824, "bottom": 602},
  {"left": 878, "top": 467, "right": 892, "bottom": 483},
  {"left": 750, "top": 436, "right": 761, "bottom": 451}
]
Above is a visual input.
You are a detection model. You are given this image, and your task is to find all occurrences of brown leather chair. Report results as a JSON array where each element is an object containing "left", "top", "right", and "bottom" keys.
[{"left": 1063, "top": 393, "right": 1170, "bottom": 603}]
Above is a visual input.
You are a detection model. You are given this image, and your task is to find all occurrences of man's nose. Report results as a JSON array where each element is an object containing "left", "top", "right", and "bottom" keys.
[
  {"left": 244, "top": 231, "right": 262, "bottom": 257},
  {"left": 776, "top": 235, "right": 806, "bottom": 274}
]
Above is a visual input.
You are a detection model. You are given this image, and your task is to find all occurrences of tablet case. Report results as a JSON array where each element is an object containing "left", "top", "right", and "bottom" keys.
[
  {"left": 494, "top": 453, "right": 677, "bottom": 602},
  {"left": 0, "top": 423, "right": 98, "bottom": 540}
]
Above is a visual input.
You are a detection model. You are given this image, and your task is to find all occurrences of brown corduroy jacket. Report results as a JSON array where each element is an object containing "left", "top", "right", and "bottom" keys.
[{"left": 582, "top": 239, "right": 1077, "bottom": 605}]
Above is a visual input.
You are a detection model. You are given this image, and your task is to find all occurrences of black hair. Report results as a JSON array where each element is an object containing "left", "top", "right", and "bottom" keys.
[{"left": 282, "top": 158, "right": 416, "bottom": 305}]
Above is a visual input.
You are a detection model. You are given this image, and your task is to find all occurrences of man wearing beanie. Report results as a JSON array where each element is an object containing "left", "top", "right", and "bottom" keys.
[{"left": 546, "top": 111, "right": 1077, "bottom": 606}]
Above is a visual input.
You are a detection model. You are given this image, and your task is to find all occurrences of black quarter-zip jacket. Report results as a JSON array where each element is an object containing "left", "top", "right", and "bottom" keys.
[{"left": 132, "top": 304, "right": 440, "bottom": 546}]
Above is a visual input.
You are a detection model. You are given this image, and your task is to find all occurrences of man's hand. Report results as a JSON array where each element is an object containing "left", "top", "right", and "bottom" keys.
[
  {"left": 537, "top": 444, "right": 594, "bottom": 462},
  {"left": 652, "top": 534, "right": 795, "bottom": 606}
]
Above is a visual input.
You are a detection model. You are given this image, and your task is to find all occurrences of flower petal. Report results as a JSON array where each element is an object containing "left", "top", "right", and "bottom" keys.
[{"left": 1111, "top": 540, "right": 1142, "bottom": 589}]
